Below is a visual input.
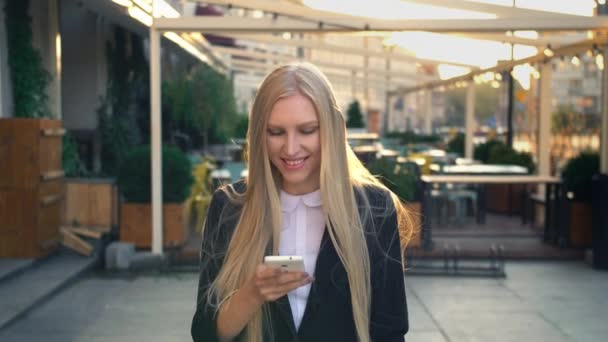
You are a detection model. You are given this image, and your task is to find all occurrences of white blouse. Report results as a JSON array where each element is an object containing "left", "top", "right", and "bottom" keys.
[{"left": 278, "top": 189, "right": 325, "bottom": 331}]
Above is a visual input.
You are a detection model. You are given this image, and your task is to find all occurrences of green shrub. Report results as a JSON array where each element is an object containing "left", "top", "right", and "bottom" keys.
[
  {"left": 561, "top": 152, "right": 600, "bottom": 202},
  {"left": 117, "top": 145, "right": 193, "bottom": 203},
  {"left": 62, "top": 132, "right": 88, "bottom": 177},
  {"left": 447, "top": 132, "right": 465, "bottom": 156},
  {"left": 385, "top": 131, "right": 441, "bottom": 145},
  {"left": 487, "top": 143, "right": 535, "bottom": 173},
  {"left": 346, "top": 100, "right": 365, "bottom": 128},
  {"left": 473, "top": 139, "right": 503, "bottom": 163},
  {"left": 367, "top": 158, "right": 417, "bottom": 202}
]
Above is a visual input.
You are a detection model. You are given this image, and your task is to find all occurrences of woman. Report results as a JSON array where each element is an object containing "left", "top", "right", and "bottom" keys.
[{"left": 191, "top": 62, "right": 413, "bottom": 342}]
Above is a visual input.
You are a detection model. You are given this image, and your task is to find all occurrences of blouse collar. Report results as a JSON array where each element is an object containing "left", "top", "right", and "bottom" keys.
[{"left": 280, "top": 188, "right": 322, "bottom": 212}]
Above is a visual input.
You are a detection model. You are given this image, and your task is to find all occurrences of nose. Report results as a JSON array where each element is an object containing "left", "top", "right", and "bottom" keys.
[{"left": 284, "top": 132, "right": 299, "bottom": 156}]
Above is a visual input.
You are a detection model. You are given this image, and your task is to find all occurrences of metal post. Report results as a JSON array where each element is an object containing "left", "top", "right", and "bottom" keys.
[
  {"left": 538, "top": 62, "right": 552, "bottom": 196},
  {"left": 382, "top": 56, "right": 391, "bottom": 135},
  {"left": 601, "top": 49, "right": 608, "bottom": 174},
  {"left": 506, "top": 70, "right": 514, "bottom": 147},
  {"left": 424, "top": 89, "right": 432, "bottom": 134},
  {"left": 150, "top": 1, "right": 163, "bottom": 254},
  {"left": 465, "top": 81, "right": 475, "bottom": 159}
]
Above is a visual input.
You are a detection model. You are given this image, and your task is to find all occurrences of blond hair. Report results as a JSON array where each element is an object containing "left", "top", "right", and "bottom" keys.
[{"left": 204, "top": 62, "right": 413, "bottom": 342}]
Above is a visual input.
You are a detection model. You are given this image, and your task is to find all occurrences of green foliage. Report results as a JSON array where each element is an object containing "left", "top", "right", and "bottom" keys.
[
  {"left": 190, "top": 65, "right": 240, "bottom": 147},
  {"left": 487, "top": 143, "right": 535, "bottom": 173},
  {"left": 445, "top": 83, "right": 500, "bottom": 126},
  {"left": 475, "top": 139, "right": 535, "bottom": 173},
  {"left": 473, "top": 139, "right": 503, "bottom": 163},
  {"left": 4, "top": 0, "right": 51, "bottom": 118},
  {"left": 385, "top": 131, "right": 441, "bottom": 145},
  {"left": 552, "top": 104, "right": 600, "bottom": 134},
  {"left": 62, "top": 132, "right": 89, "bottom": 177},
  {"left": 97, "top": 28, "right": 145, "bottom": 176},
  {"left": 561, "top": 152, "right": 600, "bottom": 202},
  {"left": 185, "top": 157, "right": 216, "bottom": 233},
  {"left": 233, "top": 114, "right": 249, "bottom": 138},
  {"left": 346, "top": 100, "right": 365, "bottom": 128},
  {"left": 447, "top": 133, "right": 465, "bottom": 156},
  {"left": 117, "top": 145, "right": 194, "bottom": 203},
  {"left": 367, "top": 158, "right": 417, "bottom": 202}
]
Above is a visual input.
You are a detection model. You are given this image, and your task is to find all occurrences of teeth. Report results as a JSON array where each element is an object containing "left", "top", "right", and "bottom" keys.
[{"left": 284, "top": 158, "right": 305, "bottom": 166}]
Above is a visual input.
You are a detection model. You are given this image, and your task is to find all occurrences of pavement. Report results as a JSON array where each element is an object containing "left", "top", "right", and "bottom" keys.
[{"left": 0, "top": 260, "right": 607, "bottom": 342}]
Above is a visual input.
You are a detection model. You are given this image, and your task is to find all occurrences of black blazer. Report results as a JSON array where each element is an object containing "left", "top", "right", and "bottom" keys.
[{"left": 191, "top": 181, "right": 408, "bottom": 342}]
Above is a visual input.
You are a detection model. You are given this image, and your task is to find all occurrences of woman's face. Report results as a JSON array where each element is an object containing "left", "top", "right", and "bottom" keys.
[{"left": 266, "top": 94, "right": 322, "bottom": 195}]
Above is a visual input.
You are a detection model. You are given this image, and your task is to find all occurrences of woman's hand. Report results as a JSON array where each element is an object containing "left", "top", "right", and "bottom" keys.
[{"left": 245, "top": 264, "right": 314, "bottom": 304}]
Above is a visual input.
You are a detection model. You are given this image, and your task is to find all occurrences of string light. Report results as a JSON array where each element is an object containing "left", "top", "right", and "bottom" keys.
[
  {"left": 543, "top": 44, "right": 554, "bottom": 57},
  {"left": 571, "top": 55, "right": 581, "bottom": 66},
  {"left": 597, "top": 53, "right": 605, "bottom": 70}
]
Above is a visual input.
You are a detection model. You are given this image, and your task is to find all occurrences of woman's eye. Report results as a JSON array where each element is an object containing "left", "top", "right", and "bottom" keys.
[
  {"left": 301, "top": 127, "right": 318, "bottom": 135},
  {"left": 267, "top": 129, "right": 283, "bottom": 136}
]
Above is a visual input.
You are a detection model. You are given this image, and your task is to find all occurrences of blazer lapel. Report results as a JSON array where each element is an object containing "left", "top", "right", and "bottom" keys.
[{"left": 297, "top": 227, "right": 333, "bottom": 335}]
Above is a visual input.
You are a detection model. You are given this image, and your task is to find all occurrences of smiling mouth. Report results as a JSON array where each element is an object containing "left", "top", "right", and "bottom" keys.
[{"left": 281, "top": 157, "right": 308, "bottom": 168}]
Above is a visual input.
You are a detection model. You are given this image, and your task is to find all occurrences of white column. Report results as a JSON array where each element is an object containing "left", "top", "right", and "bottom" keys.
[
  {"left": 363, "top": 37, "right": 369, "bottom": 111},
  {"left": 424, "top": 89, "right": 432, "bottom": 134},
  {"left": 538, "top": 62, "right": 553, "bottom": 179},
  {"left": 150, "top": 2, "right": 163, "bottom": 254},
  {"left": 465, "top": 81, "right": 476, "bottom": 159},
  {"left": 601, "top": 50, "right": 608, "bottom": 174},
  {"left": 383, "top": 56, "right": 391, "bottom": 134},
  {"left": 48, "top": 0, "right": 61, "bottom": 119}
]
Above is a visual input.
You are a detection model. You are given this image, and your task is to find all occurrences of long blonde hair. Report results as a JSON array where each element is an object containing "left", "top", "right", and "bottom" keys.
[{"left": 205, "top": 62, "right": 413, "bottom": 342}]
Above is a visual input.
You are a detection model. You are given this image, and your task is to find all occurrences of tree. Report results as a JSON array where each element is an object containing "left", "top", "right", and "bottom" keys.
[{"left": 346, "top": 100, "right": 365, "bottom": 128}]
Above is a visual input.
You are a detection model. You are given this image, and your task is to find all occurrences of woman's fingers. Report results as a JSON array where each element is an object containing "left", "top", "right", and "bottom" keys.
[
  {"left": 262, "top": 276, "right": 315, "bottom": 301},
  {"left": 253, "top": 265, "right": 314, "bottom": 301}
]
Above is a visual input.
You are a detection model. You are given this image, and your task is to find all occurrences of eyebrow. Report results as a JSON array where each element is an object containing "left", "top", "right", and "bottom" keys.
[{"left": 267, "top": 120, "right": 319, "bottom": 128}]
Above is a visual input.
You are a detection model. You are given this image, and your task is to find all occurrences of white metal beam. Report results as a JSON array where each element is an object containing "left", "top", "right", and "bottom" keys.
[
  {"left": 222, "top": 33, "right": 478, "bottom": 68},
  {"left": 212, "top": 45, "right": 418, "bottom": 80},
  {"left": 230, "top": 59, "right": 415, "bottom": 86},
  {"left": 203, "top": 0, "right": 581, "bottom": 24},
  {"left": 401, "top": 0, "right": 583, "bottom": 18},
  {"left": 153, "top": 15, "right": 608, "bottom": 34},
  {"left": 392, "top": 36, "right": 608, "bottom": 94}
]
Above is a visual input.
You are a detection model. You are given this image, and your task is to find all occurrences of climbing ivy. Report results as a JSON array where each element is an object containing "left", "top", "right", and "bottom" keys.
[{"left": 4, "top": 0, "right": 51, "bottom": 118}]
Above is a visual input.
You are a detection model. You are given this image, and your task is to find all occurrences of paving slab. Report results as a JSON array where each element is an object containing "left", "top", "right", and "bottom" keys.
[{"left": 0, "top": 261, "right": 607, "bottom": 342}]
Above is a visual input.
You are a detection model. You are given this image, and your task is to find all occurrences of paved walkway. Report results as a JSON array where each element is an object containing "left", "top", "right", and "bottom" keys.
[{"left": 0, "top": 261, "right": 606, "bottom": 342}]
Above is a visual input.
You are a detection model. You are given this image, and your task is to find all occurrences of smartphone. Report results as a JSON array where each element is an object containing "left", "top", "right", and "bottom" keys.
[{"left": 263, "top": 255, "right": 305, "bottom": 273}]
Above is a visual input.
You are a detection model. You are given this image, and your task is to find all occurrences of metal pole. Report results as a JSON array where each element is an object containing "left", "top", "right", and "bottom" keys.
[
  {"left": 465, "top": 81, "right": 475, "bottom": 159},
  {"left": 506, "top": 70, "right": 514, "bottom": 147},
  {"left": 538, "top": 62, "right": 552, "bottom": 196},
  {"left": 601, "top": 49, "right": 608, "bottom": 174},
  {"left": 150, "top": 1, "right": 163, "bottom": 254}
]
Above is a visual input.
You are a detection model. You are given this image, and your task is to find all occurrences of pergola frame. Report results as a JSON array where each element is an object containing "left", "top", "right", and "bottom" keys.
[{"left": 148, "top": 0, "right": 608, "bottom": 254}]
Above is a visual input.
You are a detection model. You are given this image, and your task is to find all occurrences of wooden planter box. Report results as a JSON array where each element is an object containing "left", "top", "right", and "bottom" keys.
[
  {"left": 0, "top": 118, "right": 64, "bottom": 258},
  {"left": 486, "top": 183, "right": 528, "bottom": 215},
  {"left": 64, "top": 178, "right": 118, "bottom": 229},
  {"left": 120, "top": 202, "right": 187, "bottom": 249},
  {"left": 569, "top": 201, "right": 593, "bottom": 248}
]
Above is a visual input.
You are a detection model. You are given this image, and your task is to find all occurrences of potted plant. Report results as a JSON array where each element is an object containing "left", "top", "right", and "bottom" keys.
[
  {"left": 562, "top": 152, "right": 599, "bottom": 248},
  {"left": 0, "top": 0, "right": 64, "bottom": 258},
  {"left": 476, "top": 140, "right": 535, "bottom": 214},
  {"left": 368, "top": 158, "right": 422, "bottom": 249},
  {"left": 117, "top": 145, "right": 193, "bottom": 248}
]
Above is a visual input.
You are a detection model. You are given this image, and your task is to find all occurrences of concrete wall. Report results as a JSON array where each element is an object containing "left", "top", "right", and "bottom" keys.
[
  {"left": 0, "top": 0, "right": 12, "bottom": 118},
  {"left": 59, "top": 0, "right": 109, "bottom": 130},
  {"left": 30, "top": 0, "right": 62, "bottom": 118}
]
